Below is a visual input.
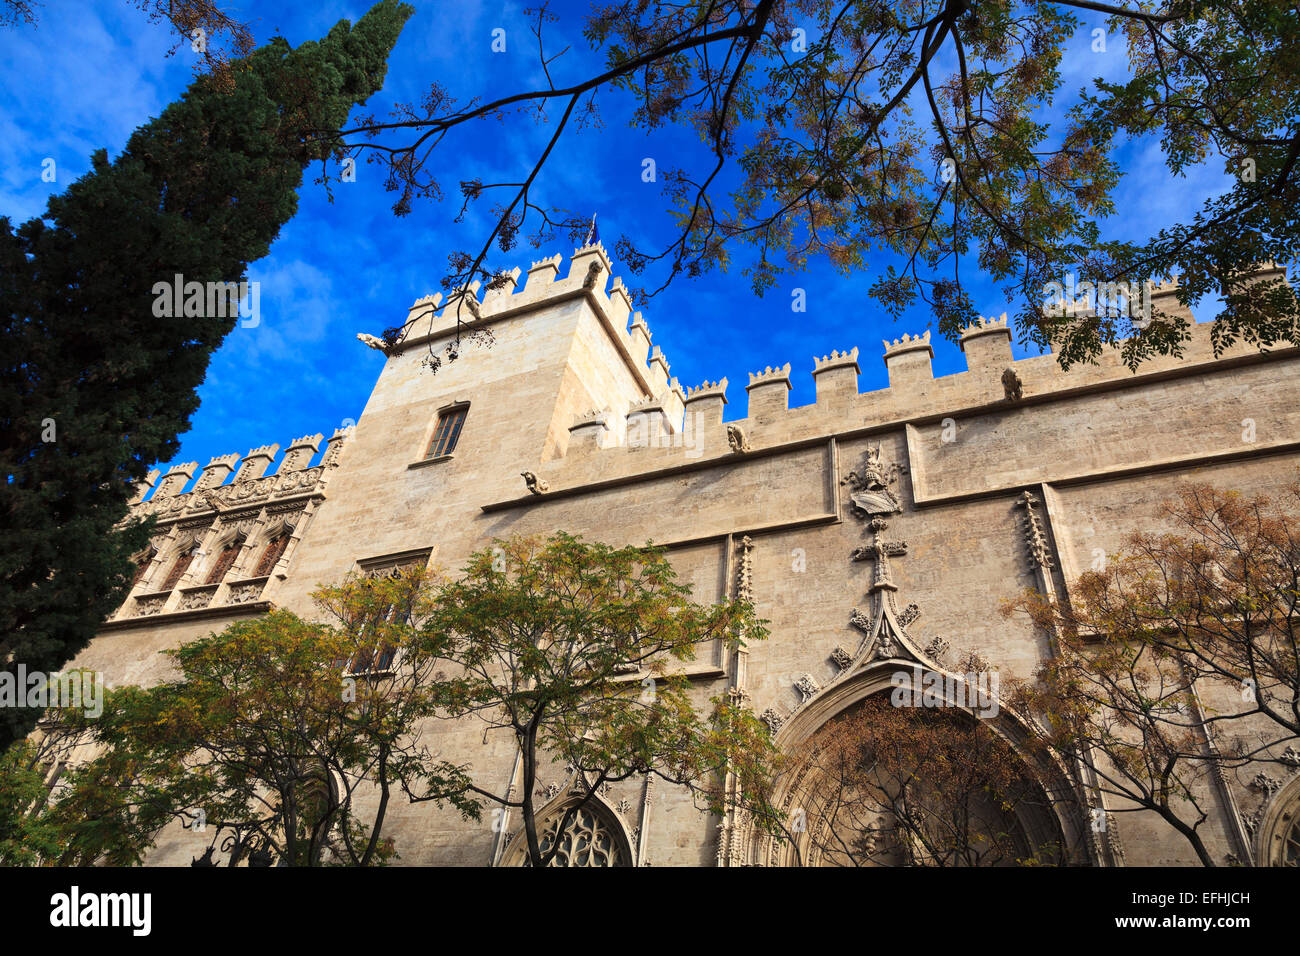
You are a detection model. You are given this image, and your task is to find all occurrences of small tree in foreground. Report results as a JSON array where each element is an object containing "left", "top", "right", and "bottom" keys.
[
  {"left": 1004, "top": 479, "right": 1300, "bottom": 866},
  {"left": 4, "top": 568, "right": 476, "bottom": 866},
  {"left": 1004, "top": 631, "right": 1222, "bottom": 866},
  {"left": 414, "top": 533, "right": 784, "bottom": 867}
]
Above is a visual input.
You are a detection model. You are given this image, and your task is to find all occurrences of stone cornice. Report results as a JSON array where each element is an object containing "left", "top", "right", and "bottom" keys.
[{"left": 97, "top": 600, "right": 273, "bottom": 632}]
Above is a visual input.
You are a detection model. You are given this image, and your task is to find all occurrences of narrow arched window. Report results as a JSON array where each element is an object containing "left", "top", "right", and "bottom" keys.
[
  {"left": 254, "top": 532, "right": 290, "bottom": 577},
  {"left": 426, "top": 405, "right": 468, "bottom": 459},
  {"left": 160, "top": 544, "right": 198, "bottom": 591},
  {"left": 131, "top": 549, "right": 156, "bottom": 587},
  {"left": 205, "top": 537, "right": 245, "bottom": 584}
]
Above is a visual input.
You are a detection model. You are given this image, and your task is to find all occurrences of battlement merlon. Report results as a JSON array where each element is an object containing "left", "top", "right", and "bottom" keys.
[
  {"left": 812, "top": 348, "right": 860, "bottom": 404},
  {"left": 1227, "top": 260, "right": 1292, "bottom": 300},
  {"left": 129, "top": 468, "right": 161, "bottom": 505},
  {"left": 481, "top": 267, "right": 522, "bottom": 303},
  {"left": 280, "top": 433, "right": 324, "bottom": 473},
  {"left": 568, "top": 409, "right": 612, "bottom": 455},
  {"left": 1148, "top": 276, "right": 1194, "bottom": 324},
  {"left": 959, "top": 313, "right": 1013, "bottom": 369},
  {"left": 606, "top": 276, "right": 634, "bottom": 330},
  {"left": 194, "top": 453, "right": 242, "bottom": 492},
  {"left": 321, "top": 426, "right": 354, "bottom": 469},
  {"left": 234, "top": 444, "right": 280, "bottom": 483},
  {"left": 882, "top": 331, "right": 934, "bottom": 389},
  {"left": 648, "top": 346, "right": 672, "bottom": 396},
  {"left": 404, "top": 292, "right": 444, "bottom": 328},
  {"left": 747, "top": 364, "right": 793, "bottom": 418},
  {"left": 628, "top": 312, "right": 653, "bottom": 367},
  {"left": 627, "top": 393, "right": 676, "bottom": 445},
  {"left": 683, "top": 378, "right": 729, "bottom": 430},
  {"left": 155, "top": 461, "right": 198, "bottom": 497}
]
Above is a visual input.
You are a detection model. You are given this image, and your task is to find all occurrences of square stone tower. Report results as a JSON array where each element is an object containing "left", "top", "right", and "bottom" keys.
[{"left": 273, "top": 242, "right": 683, "bottom": 611}]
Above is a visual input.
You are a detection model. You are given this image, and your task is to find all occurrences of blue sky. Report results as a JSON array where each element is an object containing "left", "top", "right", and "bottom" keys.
[{"left": 1, "top": 1, "right": 1232, "bottom": 479}]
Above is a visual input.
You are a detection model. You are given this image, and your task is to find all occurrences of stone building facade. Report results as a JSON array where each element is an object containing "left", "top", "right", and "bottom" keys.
[{"left": 75, "top": 246, "right": 1300, "bottom": 866}]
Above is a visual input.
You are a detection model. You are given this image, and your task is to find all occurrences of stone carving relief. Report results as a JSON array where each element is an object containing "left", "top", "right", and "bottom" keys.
[
  {"left": 1002, "top": 367, "right": 1024, "bottom": 402},
  {"left": 1015, "top": 490, "right": 1054, "bottom": 572},
  {"left": 177, "top": 589, "right": 216, "bottom": 612},
  {"left": 759, "top": 708, "right": 786, "bottom": 734},
  {"left": 226, "top": 581, "right": 266, "bottom": 604},
  {"left": 134, "top": 596, "right": 166, "bottom": 617},
  {"left": 793, "top": 674, "right": 821, "bottom": 703},
  {"left": 726, "top": 424, "right": 750, "bottom": 454}
]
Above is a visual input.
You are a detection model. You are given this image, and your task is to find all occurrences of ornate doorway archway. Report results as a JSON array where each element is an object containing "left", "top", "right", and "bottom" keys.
[{"left": 739, "top": 662, "right": 1092, "bottom": 866}]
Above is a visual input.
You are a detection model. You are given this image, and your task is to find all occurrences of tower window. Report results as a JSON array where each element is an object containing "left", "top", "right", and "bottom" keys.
[{"left": 426, "top": 405, "right": 468, "bottom": 459}]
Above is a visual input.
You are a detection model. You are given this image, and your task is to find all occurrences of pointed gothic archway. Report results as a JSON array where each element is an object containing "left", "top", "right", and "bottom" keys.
[
  {"left": 743, "top": 659, "right": 1095, "bottom": 867},
  {"left": 725, "top": 444, "right": 1095, "bottom": 866},
  {"left": 499, "top": 788, "right": 636, "bottom": 867}
]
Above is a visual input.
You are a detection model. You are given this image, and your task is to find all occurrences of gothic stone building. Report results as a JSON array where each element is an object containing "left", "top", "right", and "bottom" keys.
[{"left": 75, "top": 245, "right": 1300, "bottom": 866}]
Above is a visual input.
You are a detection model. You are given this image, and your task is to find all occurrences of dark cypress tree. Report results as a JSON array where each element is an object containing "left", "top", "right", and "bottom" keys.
[{"left": 0, "top": 1, "right": 414, "bottom": 750}]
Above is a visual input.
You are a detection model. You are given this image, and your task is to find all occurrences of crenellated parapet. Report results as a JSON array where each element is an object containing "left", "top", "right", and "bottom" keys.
[
  {"left": 549, "top": 263, "right": 1296, "bottom": 473},
  {"left": 132, "top": 427, "right": 354, "bottom": 521},
  {"left": 382, "top": 250, "right": 1293, "bottom": 486},
  {"left": 381, "top": 243, "right": 696, "bottom": 420}
]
